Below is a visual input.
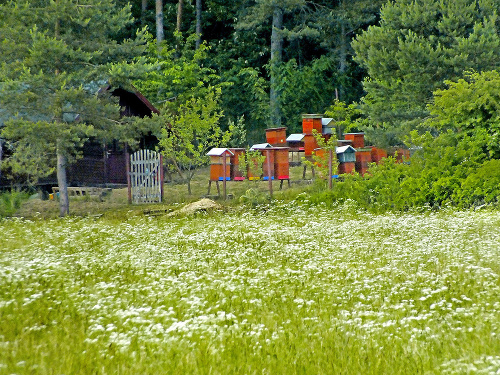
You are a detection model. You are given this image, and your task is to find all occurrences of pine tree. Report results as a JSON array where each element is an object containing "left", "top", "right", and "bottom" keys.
[
  {"left": 352, "top": 0, "right": 500, "bottom": 133},
  {"left": 0, "top": 0, "right": 147, "bottom": 216}
]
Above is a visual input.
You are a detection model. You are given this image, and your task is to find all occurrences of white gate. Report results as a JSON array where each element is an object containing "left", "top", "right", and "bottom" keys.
[{"left": 129, "top": 149, "right": 163, "bottom": 204}]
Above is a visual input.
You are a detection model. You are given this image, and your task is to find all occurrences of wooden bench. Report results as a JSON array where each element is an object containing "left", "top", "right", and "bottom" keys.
[{"left": 52, "top": 187, "right": 112, "bottom": 198}]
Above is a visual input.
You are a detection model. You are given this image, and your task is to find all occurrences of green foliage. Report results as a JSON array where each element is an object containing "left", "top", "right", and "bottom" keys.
[
  {"left": 455, "top": 159, "right": 500, "bottom": 207},
  {"left": 353, "top": 0, "right": 500, "bottom": 133},
  {"left": 226, "top": 116, "right": 248, "bottom": 148},
  {"left": 303, "top": 130, "right": 339, "bottom": 182},
  {"left": 278, "top": 57, "right": 341, "bottom": 132},
  {"left": 220, "top": 66, "right": 270, "bottom": 141},
  {"left": 238, "top": 150, "right": 266, "bottom": 181},
  {"left": 427, "top": 70, "right": 500, "bottom": 158},
  {"left": 0, "top": 190, "right": 29, "bottom": 217},
  {"left": 133, "top": 37, "right": 227, "bottom": 108},
  {"left": 157, "top": 88, "right": 226, "bottom": 194},
  {"left": 238, "top": 188, "right": 270, "bottom": 206},
  {"left": 324, "top": 100, "right": 365, "bottom": 135},
  {"left": 305, "top": 129, "right": 498, "bottom": 211},
  {"left": 0, "top": 0, "right": 149, "bottom": 215}
]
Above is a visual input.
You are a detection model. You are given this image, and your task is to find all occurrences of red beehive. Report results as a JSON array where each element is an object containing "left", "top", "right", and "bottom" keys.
[
  {"left": 338, "top": 162, "right": 355, "bottom": 174},
  {"left": 273, "top": 147, "right": 289, "bottom": 180},
  {"left": 250, "top": 143, "right": 274, "bottom": 180},
  {"left": 302, "top": 114, "right": 323, "bottom": 135},
  {"left": 266, "top": 127, "right": 287, "bottom": 146},
  {"left": 371, "top": 147, "right": 387, "bottom": 164},
  {"left": 344, "top": 133, "right": 365, "bottom": 149},
  {"left": 355, "top": 149, "right": 372, "bottom": 176},
  {"left": 303, "top": 134, "right": 318, "bottom": 157},
  {"left": 261, "top": 149, "right": 275, "bottom": 180},
  {"left": 207, "top": 148, "right": 233, "bottom": 181},
  {"left": 229, "top": 148, "right": 246, "bottom": 181}
]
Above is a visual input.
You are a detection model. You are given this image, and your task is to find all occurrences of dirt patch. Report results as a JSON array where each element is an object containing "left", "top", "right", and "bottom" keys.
[{"left": 168, "top": 198, "right": 223, "bottom": 217}]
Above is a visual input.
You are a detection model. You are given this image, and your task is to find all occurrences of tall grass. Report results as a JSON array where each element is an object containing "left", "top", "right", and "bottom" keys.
[{"left": 1, "top": 203, "right": 500, "bottom": 374}]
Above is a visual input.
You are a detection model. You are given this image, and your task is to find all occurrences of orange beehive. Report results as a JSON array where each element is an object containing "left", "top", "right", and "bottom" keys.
[
  {"left": 302, "top": 114, "right": 323, "bottom": 134},
  {"left": 344, "top": 133, "right": 365, "bottom": 149},
  {"left": 266, "top": 127, "right": 287, "bottom": 146},
  {"left": 371, "top": 147, "right": 387, "bottom": 163},
  {"left": 260, "top": 149, "right": 275, "bottom": 180},
  {"left": 273, "top": 147, "right": 289, "bottom": 179},
  {"left": 303, "top": 134, "right": 318, "bottom": 156},
  {"left": 338, "top": 162, "right": 355, "bottom": 174},
  {"left": 355, "top": 149, "right": 372, "bottom": 176},
  {"left": 229, "top": 148, "right": 246, "bottom": 181},
  {"left": 207, "top": 148, "right": 233, "bottom": 181}
]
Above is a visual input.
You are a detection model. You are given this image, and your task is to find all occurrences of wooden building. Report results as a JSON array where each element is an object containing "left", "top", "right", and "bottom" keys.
[{"left": 67, "top": 86, "right": 160, "bottom": 186}]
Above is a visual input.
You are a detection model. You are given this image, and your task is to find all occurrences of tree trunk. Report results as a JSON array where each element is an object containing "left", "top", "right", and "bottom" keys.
[
  {"left": 338, "top": 19, "right": 347, "bottom": 101},
  {"left": 0, "top": 139, "right": 3, "bottom": 183},
  {"left": 156, "top": 0, "right": 164, "bottom": 45},
  {"left": 56, "top": 146, "right": 69, "bottom": 217},
  {"left": 176, "top": 0, "right": 183, "bottom": 32},
  {"left": 195, "top": 0, "right": 202, "bottom": 49},
  {"left": 270, "top": 6, "right": 283, "bottom": 127},
  {"left": 141, "top": 0, "right": 148, "bottom": 27}
]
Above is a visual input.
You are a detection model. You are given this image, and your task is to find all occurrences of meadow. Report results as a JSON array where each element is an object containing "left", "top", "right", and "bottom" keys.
[{"left": 1, "top": 201, "right": 500, "bottom": 374}]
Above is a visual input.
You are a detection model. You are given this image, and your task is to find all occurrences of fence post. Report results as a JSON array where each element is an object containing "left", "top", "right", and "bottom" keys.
[
  {"left": 126, "top": 150, "right": 132, "bottom": 204},
  {"left": 328, "top": 149, "right": 333, "bottom": 190},
  {"left": 223, "top": 154, "right": 227, "bottom": 200},
  {"left": 267, "top": 149, "right": 273, "bottom": 199}
]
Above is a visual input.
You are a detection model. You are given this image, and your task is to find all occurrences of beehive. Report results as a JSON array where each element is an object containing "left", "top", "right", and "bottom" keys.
[
  {"left": 302, "top": 114, "right": 323, "bottom": 135},
  {"left": 371, "top": 147, "right": 387, "bottom": 164},
  {"left": 355, "top": 148, "right": 372, "bottom": 176},
  {"left": 207, "top": 148, "right": 233, "bottom": 181},
  {"left": 261, "top": 149, "right": 275, "bottom": 180},
  {"left": 303, "top": 134, "right": 318, "bottom": 157},
  {"left": 338, "top": 162, "right": 355, "bottom": 174},
  {"left": 336, "top": 146, "right": 356, "bottom": 163},
  {"left": 344, "top": 133, "right": 365, "bottom": 149},
  {"left": 265, "top": 127, "right": 287, "bottom": 146},
  {"left": 229, "top": 148, "right": 246, "bottom": 181},
  {"left": 273, "top": 147, "right": 290, "bottom": 180}
]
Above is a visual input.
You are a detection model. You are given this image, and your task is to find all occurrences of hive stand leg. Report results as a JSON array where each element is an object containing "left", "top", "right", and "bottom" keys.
[
  {"left": 280, "top": 180, "right": 283, "bottom": 190},
  {"left": 207, "top": 180, "right": 212, "bottom": 195},
  {"left": 303, "top": 165, "right": 307, "bottom": 179},
  {"left": 216, "top": 181, "right": 221, "bottom": 197}
]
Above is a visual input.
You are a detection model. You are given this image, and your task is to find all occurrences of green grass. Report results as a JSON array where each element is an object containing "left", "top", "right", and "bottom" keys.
[
  {"left": 1, "top": 203, "right": 500, "bottom": 374},
  {"left": 11, "top": 166, "right": 310, "bottom": 219}
]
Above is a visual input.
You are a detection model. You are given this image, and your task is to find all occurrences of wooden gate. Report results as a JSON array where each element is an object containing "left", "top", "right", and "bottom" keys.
[{"left": 128, "top": 149, "right": 163, "bottom": 204}]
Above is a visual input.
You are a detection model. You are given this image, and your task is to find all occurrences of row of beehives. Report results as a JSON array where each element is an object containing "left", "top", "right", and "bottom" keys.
[
  {"left": 206, "top": 114, "right": 410, "bottom": 181},
  {"left": 206, "top": 146, "right": 290, "bottom": 182}
]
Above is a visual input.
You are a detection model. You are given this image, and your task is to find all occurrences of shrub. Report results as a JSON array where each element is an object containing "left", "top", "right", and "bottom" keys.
[{"left": 0, "top": 190, "right": 30, "bottom": 217}]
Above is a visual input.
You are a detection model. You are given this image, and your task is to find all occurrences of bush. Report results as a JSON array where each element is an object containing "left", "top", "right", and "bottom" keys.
[
  {"left": 455, "top": 159, "right": 500, "bottom": 208},
  {"left": 0, "top": 190, "right": 30, "bottom": 217}
]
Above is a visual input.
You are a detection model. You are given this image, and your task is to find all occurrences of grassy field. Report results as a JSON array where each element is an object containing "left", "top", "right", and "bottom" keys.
[
  {"left": 2, "top": 201, "right": 500, "bottom": 374},
  {"left": 11, "top": 166, "right": 312, "bottom": 220}
]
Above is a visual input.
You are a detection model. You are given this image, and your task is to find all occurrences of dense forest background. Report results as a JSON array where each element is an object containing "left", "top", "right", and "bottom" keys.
[{"left": 115, "top": 0, "right": 388, "bottom": 141}]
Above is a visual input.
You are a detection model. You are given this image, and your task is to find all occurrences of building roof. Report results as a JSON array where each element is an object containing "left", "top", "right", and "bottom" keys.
[
  {"left": 322, "top": 118, "right": 334, "bottom": 126},
  {"left": 207, "top": 148, "right": 234, "bottom": 156},
  {"left": 250, "top": 143, "right": 272, "bottom": 150},
  {"left": 286, "top": 134, "right": 305, "bottom": 142},
  {"left": 336, "top": 145, "right": 357, "bottom": 154}
]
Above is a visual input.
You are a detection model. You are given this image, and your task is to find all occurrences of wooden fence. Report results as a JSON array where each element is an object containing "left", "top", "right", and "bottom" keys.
[{"left": 128, "top": 149, "right": 163, "bottom": 204}]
